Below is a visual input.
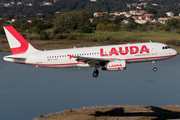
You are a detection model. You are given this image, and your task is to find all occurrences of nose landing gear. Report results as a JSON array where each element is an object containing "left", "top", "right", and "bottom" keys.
[{"left": 152, "top": 61, "right": 157, "bottom": 71}]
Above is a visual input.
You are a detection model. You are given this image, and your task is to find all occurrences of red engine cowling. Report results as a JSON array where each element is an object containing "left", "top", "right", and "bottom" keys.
[{"left": 102, "top": 60, "right": 126, "bottom": 71}]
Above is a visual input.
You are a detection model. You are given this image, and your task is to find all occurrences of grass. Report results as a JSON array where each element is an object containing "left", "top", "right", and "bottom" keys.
[
  {"left": 0, "top": 35, "right": 5, "bottom": 38},
  {"left": 72, "top": 30, "right": 180, "bottom": 43},
  {"left": 1, "top": 30, "right": 180, "bottom": 53}
]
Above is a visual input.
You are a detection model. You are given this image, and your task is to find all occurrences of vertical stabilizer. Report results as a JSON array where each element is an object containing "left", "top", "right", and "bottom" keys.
[{"left": 3, "top": 26, "right": 39, "bottom": 55}]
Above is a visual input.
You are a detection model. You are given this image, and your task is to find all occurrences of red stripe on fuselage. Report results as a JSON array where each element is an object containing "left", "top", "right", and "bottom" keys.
[
  {"left": 18, "top": 62, "right": 84, "bottom": 67},
  {"left": 15, "top": 54, "right": 176, "bottom": 67}
]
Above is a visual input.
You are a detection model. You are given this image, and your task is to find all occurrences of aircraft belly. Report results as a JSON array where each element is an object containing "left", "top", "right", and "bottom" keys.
[{"left": 127, "top": 55, "right": 174, "bottom": 63}]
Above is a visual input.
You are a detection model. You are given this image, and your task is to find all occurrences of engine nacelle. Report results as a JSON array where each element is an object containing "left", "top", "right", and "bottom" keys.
[{"left": 102, "top": 60, "right": 126, "bottom": 71}]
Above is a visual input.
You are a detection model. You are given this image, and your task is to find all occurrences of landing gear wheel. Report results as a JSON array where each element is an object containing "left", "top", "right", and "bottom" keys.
[
  {"left": 93, "top": 70, "right": 99, "bottom": 78},
  {"left": 153, "top": 67, "right": 157, "bottom": 72}
]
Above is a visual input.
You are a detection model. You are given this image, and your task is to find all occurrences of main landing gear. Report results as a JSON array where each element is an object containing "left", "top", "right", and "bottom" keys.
[
  {"left": 92, "top": 64, "right": 100, "bottom": 78},
  {"left": 152, "top": 61, "right": 157, "bottom": 72},
  {"left": 93, "top": 69, "right": 99, "bottom": 78}
]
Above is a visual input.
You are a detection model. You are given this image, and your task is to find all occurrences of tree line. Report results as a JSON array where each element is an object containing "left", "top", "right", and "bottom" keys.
[
  {"left": 1, "top": 11, "right": 180, "bottom": 41},
  {"left": 1, "top": 0, "right": 180, "bottom": 21}
]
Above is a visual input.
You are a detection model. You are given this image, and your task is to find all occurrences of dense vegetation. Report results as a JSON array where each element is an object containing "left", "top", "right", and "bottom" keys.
[
  {"left": 1, "top": 0, "right": 180, "bottom": 19},
  {"left": 1, "top": 0, "right": 180, "bottom": 48}
]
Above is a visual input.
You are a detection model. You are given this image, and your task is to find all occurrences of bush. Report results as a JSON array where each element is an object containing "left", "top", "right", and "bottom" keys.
[
  {"left": 54, "top": 27, "right": 69, "bottom": 34},
  {"left": 1, "top": 40, "right": 8, "bottom": 44},
  {"left": 164, "top": 26, "right": 171, "bottom": 32},
  {"left": 54, "top": 33, "right": 64, "bottom": 39},
  {"left": 175, "top": 30, "right": 180, "bottom": 34},
  {"left": 67, "top": 35, "right": 77, "bottom": 40},
  {"left": 26, "top": 33, "right": 40, "bottom": 40},
  {"left": 40, "top": 31, "right": 49, "bottom": 40},
  {"left": 61, "top": 33, "right": 69, "bottom": 39},
  {"left": 39, "top": 115, "right": 44, "bottom": 118},
  {"left": 29, "top": 27, "right": 40, "bottom": 34},
  {"left": 79, "top": 26, "right": 92, "bottom": 33},
  {"left": 166, "top": 39, "right": 180, "bottom": 46},
  {"left": 0, "top": 27, "right": 5, "bottom": 35},
  {"left": 123, "top": 22, "right": 139, "bottom": 31},
  {"left": 96, "top": 23, "right": 120, "bottom": 31}
]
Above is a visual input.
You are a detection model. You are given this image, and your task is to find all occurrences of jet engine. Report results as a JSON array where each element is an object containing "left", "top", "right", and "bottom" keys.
[{"left": 102, "top": 60, "right": 126, "bottom": 71}]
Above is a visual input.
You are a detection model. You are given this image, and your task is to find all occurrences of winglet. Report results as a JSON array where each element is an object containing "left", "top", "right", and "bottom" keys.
[{"left": 3, "top": 26, "right": 39, "bottom": 55}]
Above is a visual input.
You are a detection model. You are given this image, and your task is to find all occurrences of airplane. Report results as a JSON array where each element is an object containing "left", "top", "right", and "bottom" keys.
[{"left": 2, "top": 26, "right": 177, "bottom": 78}]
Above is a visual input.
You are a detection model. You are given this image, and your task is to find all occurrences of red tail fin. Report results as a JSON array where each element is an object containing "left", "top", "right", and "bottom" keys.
[{"left": 3, "top": 26, "right": 38, "bottom": 54}]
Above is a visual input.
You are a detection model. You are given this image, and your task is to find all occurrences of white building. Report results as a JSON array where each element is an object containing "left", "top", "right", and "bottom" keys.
[
  {"left": 166, "top": 12, "right": 174, "bottom": 17},
  {"left": 158, "top": 18, "right": 169, "bottom": 24}
]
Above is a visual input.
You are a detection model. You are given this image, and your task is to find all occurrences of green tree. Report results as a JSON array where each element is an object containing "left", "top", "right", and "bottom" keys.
[
  {"left": 113, "top": 18, "right": 121, "bottom": 25},
  {"left": 21, "top": 22, "right": 33, "bottom": 31},
  {"left": 147, "top": 8, "right": 158, "bottom": 14},
  {"left": 40, "top": 31, "right": 49, "bottom": 40},
  {"left": 80, "top": 26, "right": 92, "bottom": 33},
  {"left": 166, "top": 18, "right": 180, "bottom": 29},
  {"left": 31, "top": 18, "right": 44, "bottom": 26},
  {"left": 100, "top": 18, "right": 111, "bottom": 24},
  {"left": 96, "top": 23, "right": 120, "bottom": 31},
  {"left": 0, "top": 26, "right": 5, "bottom": 35},
  {"left": 29, "top": 27, "right": 41, "bottom": 34},
  {"left": 53, "top": 27, "right": 69, "bottom": 34},
  {"left": 123, "top": 21, "right": 140, "bottom": 31},
  {"left": 91, "top": 18, "right": 100, "bottom": 30},
  {"left": 54, "top": 11, "right": 91, "bottom": 30}
]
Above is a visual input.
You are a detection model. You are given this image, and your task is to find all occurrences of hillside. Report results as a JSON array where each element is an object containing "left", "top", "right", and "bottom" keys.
[{"left": 1, "top": 0, "right": 180, "bottom": 18}]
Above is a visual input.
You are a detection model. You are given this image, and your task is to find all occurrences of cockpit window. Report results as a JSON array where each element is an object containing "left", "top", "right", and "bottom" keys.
[{"left": 162, "top": 46, "right": 171, "bottom": 50}]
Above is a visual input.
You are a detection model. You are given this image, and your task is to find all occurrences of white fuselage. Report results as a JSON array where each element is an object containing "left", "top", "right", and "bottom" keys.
[{"left": 3, "top": 42, "right": 177, "bottom": 68}]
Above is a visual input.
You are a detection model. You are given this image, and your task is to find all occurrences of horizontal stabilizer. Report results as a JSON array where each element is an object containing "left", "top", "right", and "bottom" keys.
[{"left": 3, "top": 55, "right": 26, "bottom": 62}]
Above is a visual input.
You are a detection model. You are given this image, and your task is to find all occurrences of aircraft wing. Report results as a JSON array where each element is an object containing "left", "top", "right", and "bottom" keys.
[{"left": 68, "top": 54, "right": 119, "bottom": 64}]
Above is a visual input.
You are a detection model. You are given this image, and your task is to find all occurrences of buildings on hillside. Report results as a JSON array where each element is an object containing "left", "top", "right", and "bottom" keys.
[{"left": 92, "top": 10, "right": 179, "bottom": 24}]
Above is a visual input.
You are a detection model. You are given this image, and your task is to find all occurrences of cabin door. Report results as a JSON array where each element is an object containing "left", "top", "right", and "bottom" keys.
[{"left": 151, "top": 45, "right": 157, "bottom": 55}]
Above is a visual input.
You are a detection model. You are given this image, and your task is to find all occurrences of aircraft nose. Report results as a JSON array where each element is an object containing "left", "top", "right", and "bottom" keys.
[{"left": 172, "top": 49, "right": 177, "bottom": 56}]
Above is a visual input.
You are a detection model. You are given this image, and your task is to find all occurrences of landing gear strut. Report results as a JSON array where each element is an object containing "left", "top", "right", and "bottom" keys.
[
  {"left": 93, "top": 69, "right": 99, "bottom": 78},
  {"left": 152, "top": 61, "right": 157, "bottom": 72}
]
